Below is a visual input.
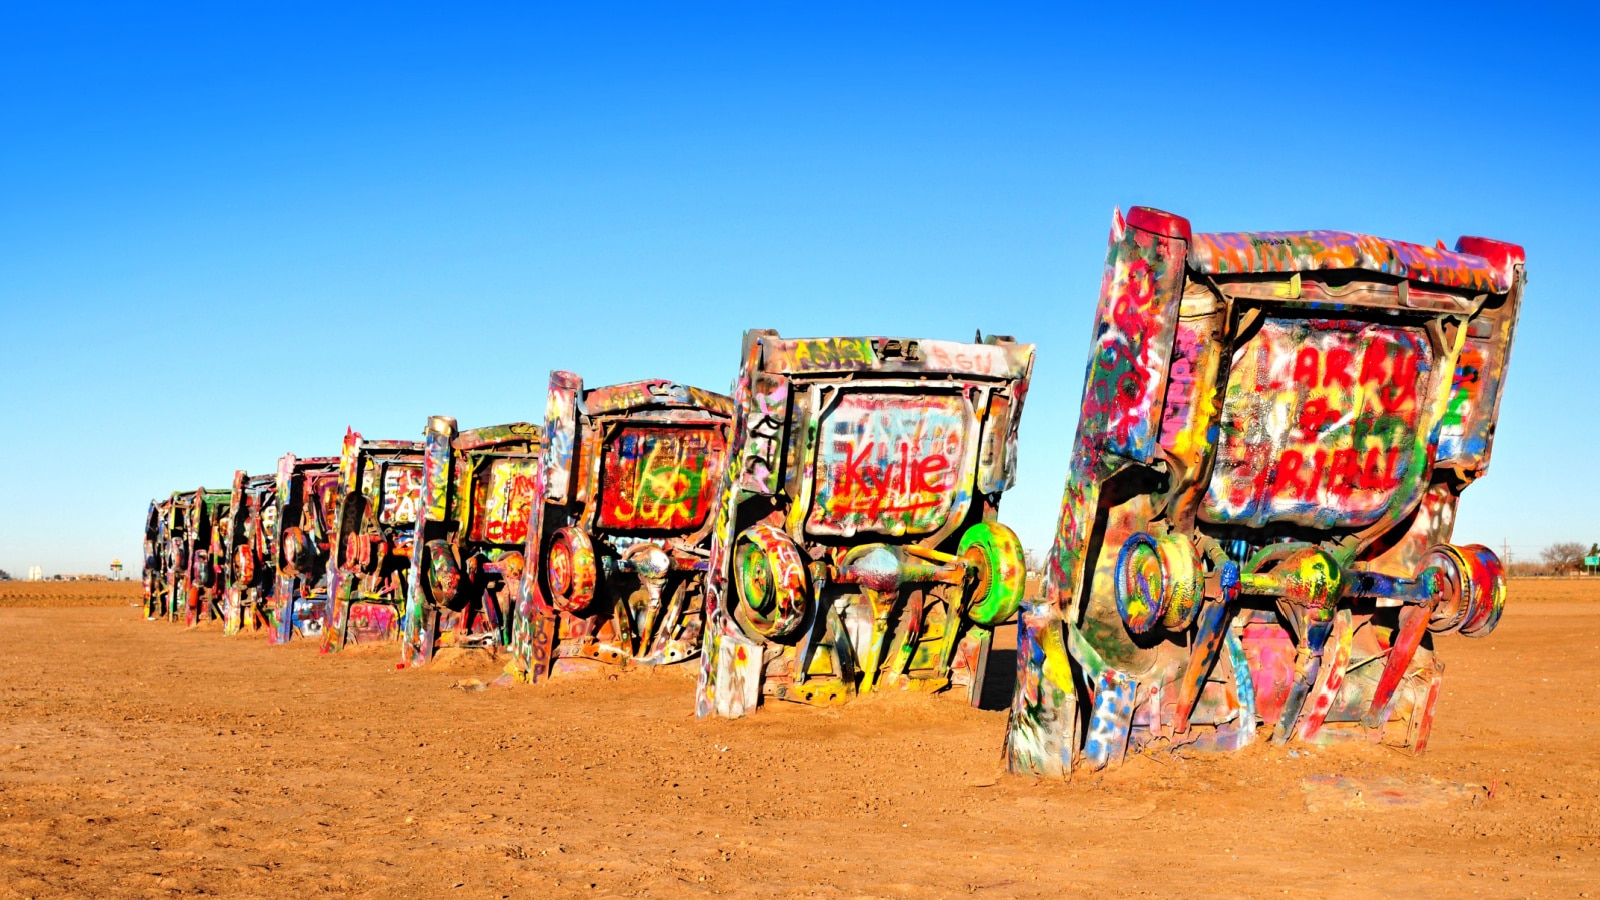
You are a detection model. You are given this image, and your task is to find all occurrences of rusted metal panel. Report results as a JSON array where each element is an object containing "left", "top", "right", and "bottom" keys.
[
  {"left": 734, "top": 371, "right": 789, "bottom": 496},
  {"left": 1006, "top": 206, "right": 1524, "bottom": 778},
  {"left": 509, "top": 371, "right": 734, "bottom": 682},
  {"left": 470, "top": 456, "right": 541, "bottom": 545},
  {"left": 380, "top": 464, "right": 425, "bottom": 526},
  {"left": 696, "top": 329, "right": 1036, "bottom": 719},
  {"left": 760, "top": 335, "right": 1033, "bottom": 381},
  {"left": 540, "top": 374, "right": 582, "bottom": 506},
  {"left": 1435, "top": 237, "right": 1526, "bottom": 474},
  {"left": 1084, "top": 211, "right": 1190, "bottom": 464}
]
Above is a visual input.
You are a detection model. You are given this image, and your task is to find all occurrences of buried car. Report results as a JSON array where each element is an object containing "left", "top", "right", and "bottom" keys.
[
  {"left": 221, "top": 470, "right": 279, "bottom": 635},
  {"left": 398, "top": 419, "right": 543, "bottom": 666},
  {"left": 177, "top": 486, "right": 233, "bottom": 626},
  {"left": 510, "top": 373, "right": 735, "bottom": 681},
  {"left": 269, "top": 453, "right": 342, "bottom": 643},
  {"left": 160, "top": 490, "right": 201, "bottom": 622},
  {"left": 696, "top": 330, "right": 1035, "bottom": 717},
  {"left": 322, "top": 431, "right": 426, "bottom": 652},
  {"left": 142, "top": 498, "right": 175, "bottom": 620},
  {"left": 1006, "top": 207, "right": 1524, "bottom": 776}
]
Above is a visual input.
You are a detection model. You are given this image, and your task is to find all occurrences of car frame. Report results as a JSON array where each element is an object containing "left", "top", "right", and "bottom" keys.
[
  {"left": 269, "top": 453, "right": 342, "bottom": 644},
  {"left": 161, "top": 491, "right": 200, "bottom": 622},
  {"left": 221, "top": 470, "right": 279, "bottom": 635},
  {"left": 143, "top": 498, "right": 179, "bottom": 620},
  {"left": 178, "top": 486, "right": 233, "bottom": 627},
  {"left": 510, "top": 373, "right": 735, "bottom": 681},
  {"left": 695, "top": 330, "right": 1035, "bottom": 717},
  {"left": 1006, "top": 206, "right": 1524, "bottom": 776},
  {"left": 398, "top": 419, "right": 543, "bottom": 666},
  {"left": 321, "top": 430, "right": 427, "bottom": 652}
]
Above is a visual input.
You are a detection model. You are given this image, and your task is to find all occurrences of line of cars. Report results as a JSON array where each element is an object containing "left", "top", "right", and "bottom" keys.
[{"left": 142, "top": 206, "right": 1527, "bottom": 774}]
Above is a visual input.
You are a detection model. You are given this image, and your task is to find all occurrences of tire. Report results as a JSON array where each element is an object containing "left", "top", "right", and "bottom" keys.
[
  {"left": 281, "top": 527, "right": 310, "bottom": 577},
  {"left": 234, "top": 545, "right": 256, "bottom": 586},
  {"left": 731, "top": 524, "right": 809, "bottom": 640},
  {"left": 546, "top": 527, "right": 598, "bottom": 613},
  {"left": 425, "top": 539, "right": 463, "bottom": 609},
  {"left": 957, "top": 522, "right": 1027, "bottom": 628},
  {"left": 1113, "top": 531, "right": 1203, "bottom": 635}
]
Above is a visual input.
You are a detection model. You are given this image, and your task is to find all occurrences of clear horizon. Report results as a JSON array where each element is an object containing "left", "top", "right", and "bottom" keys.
[{"left": 3, "top": 2, "right": 1596, "bottom": 576}]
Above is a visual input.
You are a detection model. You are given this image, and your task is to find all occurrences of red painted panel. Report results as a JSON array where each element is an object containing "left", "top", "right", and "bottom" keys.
[{"left": 597, "top": 426, "right": 726, "bottom": 532}]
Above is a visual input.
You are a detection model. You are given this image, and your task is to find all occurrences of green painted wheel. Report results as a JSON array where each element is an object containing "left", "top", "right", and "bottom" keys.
[
  {"left": 958, "top": 522, "right": 1026, "bottom": 627},
  {"left": 732, "top": 524, "right": 809, "bottom": 640}
]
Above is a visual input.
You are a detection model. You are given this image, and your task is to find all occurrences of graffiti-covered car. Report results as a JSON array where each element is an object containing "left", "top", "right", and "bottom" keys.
[
  {"left": 696, "top": 331, "right": 1035, "bottom": 717},
  {"left": 143, "top": 498, "right": 175, "bottom": 619},
  {"left": 221, "top": 470, "right": 279, "bottom": 635},
  {"left": 144, "top": 496, "right": 184, "bottom": 614},
  {"left": 270, "top": 454, "right": 342, "bottom": 643},
  {"left": 1006, "top": 207, "right": 1525, "bottom": 776},
  {"left": 511, "top": 374, "right": 735, "bottom": 681},
  {"left": 321, "top": 432, "right": 426, "bottom": 651},
  {"left": 399, "top": 419, "right": 542, "bottom": 666},
  {"left": 178, "top": 486, "right": 233, "bottom": 626},
  {"left": 159, "top": 490, "right": 200, "bottom": 622}
]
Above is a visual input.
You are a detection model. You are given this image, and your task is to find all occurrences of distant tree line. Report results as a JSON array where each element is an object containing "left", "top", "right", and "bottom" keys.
[{"left": 1506, "top": 542, "right": 1599, "bottom": 576}]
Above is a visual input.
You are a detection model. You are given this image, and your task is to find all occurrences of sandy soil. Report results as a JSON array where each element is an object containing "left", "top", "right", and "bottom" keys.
[
  {"left": 0, "top": 581, "right": 141, "bottom": 608},
  {"left": 1500, "top": 577, "right": 1600, "bottom": 604},
  {"left": 1, "top": 579, "right": 1597, "bottom": 898}
]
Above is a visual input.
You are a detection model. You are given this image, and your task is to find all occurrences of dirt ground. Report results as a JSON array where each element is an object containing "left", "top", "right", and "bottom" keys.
[
  {"left": 1, "top": 579, "right": 1597, "bottom": 898},
  {"left": 0, "top": 581, "right": 145, "bottom": 608}
]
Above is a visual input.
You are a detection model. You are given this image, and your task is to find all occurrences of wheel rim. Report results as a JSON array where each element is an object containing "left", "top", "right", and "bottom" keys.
[
  {"left": 734, "top": 539, "right": 774, "bottom": 616},
  {"left": 1422, "top": 546, "right": 1469, "bottom": 634},
  {"left": 235, "top": 546, "right": 255, "bottom": 585},
  {"left": 1458, "top": 544, "right": 1505, "bottom": 638},
  {"left": 1155, "top": 536, "right": 1203, "bottom": 632}
]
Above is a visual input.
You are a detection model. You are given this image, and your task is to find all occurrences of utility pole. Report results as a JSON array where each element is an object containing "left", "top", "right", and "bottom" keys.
[{"left": 1503, "top": 539, "right": 1511, "bottom": 575}]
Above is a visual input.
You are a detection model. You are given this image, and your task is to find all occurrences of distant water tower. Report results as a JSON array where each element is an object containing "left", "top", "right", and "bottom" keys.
[{"left": 111, "top": 559, "right": 123, "bottom": 580}]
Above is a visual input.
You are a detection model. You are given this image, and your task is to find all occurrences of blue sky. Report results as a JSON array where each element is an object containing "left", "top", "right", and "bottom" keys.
[{"left": 1, "top": 2, "right": 1595, "bottom": 576}]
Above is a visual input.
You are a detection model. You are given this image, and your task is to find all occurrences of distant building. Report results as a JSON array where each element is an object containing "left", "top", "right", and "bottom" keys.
[{"left": 27, "top": 565, "right": 43, "bottom": 581}]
